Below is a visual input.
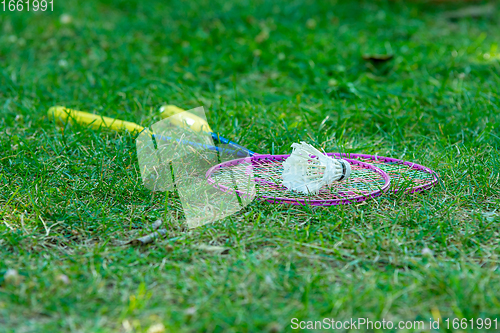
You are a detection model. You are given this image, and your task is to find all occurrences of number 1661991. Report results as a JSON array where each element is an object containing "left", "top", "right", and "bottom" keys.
[{"left": 2, "top": 0, "right": 53, "bottom": 11}]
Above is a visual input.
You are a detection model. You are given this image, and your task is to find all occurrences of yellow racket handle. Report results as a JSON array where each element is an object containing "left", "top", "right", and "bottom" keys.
[
  {"left": 48, "top": 106, "right": 146, "bottom": 134},
  {"left": 159, "top": 104, "right": 213, "bottom": 133}
]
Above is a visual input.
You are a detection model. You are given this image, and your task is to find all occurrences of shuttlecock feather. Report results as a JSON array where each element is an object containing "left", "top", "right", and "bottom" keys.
[{"left": 281, "top": 142, "right": 351, "bottom": 194}]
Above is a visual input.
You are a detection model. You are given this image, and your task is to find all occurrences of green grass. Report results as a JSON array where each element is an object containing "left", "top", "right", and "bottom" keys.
[{"left": 1, "top": 0, "right": 500, "bottom": 332}]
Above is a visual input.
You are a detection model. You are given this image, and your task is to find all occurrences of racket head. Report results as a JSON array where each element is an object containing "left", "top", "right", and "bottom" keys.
[
  {"left": 205, "top": 154, "right": 390, "bottom": 206},
  {"left": 331, "top": 153, "right": 438, "bottom": 193},
  {"left": 176, "top": 126, "right": 437, "bottom": 195}
]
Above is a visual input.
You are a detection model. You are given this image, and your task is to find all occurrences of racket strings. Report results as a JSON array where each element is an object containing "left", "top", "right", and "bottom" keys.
[
  {"left": 356, "top": 158, "right": 435, "bottom": 183},
  {"left": 208, "top": 156, "right": 387, "bottom": 203}
]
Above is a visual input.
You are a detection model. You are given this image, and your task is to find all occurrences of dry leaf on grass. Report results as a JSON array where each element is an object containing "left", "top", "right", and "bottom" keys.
[
  {"left": 147, "top": 323, "right": 166, "bottom": 333},
  {"left": 127, "top": 229, "right": 168, "bottom": 245},
  {"left": 56, "top": 274, "right": 71, "bottom": 285},
  {"left": 195, "top": 244, "right": 230, "bottom": 254},
  {"left": 151, "top": 218, "right": 164, "bottom": 230},
  {"left": 3, "top": 269, "right": 23, "bottom": 285},
  {"left": 125, "top": 219, "right": 168, "bottom": 245},
  {"left": 362, "top": 54, "right": 394, "bottom": 63},
  {"left": 443, "top": 4, "right": 496, "bottom": 20}
]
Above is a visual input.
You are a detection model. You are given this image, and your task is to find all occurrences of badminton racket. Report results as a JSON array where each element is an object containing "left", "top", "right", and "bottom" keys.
[{"left": 48, "top": 105, "right": 432, "bottom": 206}]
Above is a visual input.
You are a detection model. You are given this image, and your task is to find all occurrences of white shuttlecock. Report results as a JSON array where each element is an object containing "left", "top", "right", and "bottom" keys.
[{"left": 281, "top": 142, "right": 351, "bottom": 195}]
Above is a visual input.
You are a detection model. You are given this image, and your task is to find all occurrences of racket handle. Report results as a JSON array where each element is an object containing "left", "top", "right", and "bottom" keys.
[
  {"left": 159, "top": 104, "right": 213, "bottom": 133},
  {"left": 48, "top": 106, "right": 145, "bottom": 133}
]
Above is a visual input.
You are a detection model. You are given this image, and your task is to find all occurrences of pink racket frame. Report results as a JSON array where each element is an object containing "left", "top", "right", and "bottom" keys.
[{"left": 206, "top": 155, "right": 391, "bottom": 206}]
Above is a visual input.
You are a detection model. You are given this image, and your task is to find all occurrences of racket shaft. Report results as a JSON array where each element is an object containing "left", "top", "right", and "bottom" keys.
[
  {"left": 152, "top": 134, "right": 249, "bottom": 157},
  {"left": 211, "top": 133, "right": 255, "bottom": 156}
]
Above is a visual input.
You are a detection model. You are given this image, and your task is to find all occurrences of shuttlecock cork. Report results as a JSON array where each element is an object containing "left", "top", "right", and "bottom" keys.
[{"left": 281, "top": 142, "right": 351, "bottom": 194}]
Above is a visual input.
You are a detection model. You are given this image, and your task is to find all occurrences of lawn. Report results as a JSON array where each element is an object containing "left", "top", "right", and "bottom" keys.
[{"left": 1, "top": 0, "right": 500, "bottom": 332}]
